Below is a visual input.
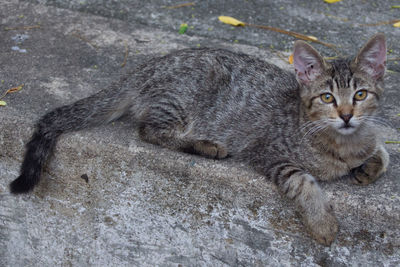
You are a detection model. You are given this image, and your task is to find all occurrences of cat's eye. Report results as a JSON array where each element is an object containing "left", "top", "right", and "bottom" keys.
[
  {"left": 320, "top": 93, "right": 335, "bottom": 104},
  {"left": 354, "top": 90, "right": 368, "bottom": 101}
]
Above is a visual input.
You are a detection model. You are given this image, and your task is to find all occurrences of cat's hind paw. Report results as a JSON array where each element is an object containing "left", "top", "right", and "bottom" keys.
[{"left": 305, "top": 204, "right": 339, "bottom": 246}]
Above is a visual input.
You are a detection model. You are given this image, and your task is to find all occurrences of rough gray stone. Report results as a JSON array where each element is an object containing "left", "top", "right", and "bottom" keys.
[{"left": 1, "top": 0, "right": 399, "bottom": 266}]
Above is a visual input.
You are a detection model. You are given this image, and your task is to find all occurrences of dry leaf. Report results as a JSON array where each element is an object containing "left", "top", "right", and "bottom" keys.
[
  {"left": 0, "top": 84, "right": 24, "bottom": 101},
  {"left": 7, "top": 84, "right": 24, "bottom": 93},
  {"left": 393, "top": 21, "right": 400, "bottom": 28},
  {"left": 218, "top": 16, "right": 245, "bottom": 26},
  {"left": 0, "top": 100, "right": 6, "bottom": 106},
  {"left": 324, "top": 0, "right": 342, "bottom": 3},
  {"left": 289, "top": 54, "right": 294, "bottom": 64}
]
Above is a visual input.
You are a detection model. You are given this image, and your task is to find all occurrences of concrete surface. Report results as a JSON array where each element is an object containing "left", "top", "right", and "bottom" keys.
[{"left": 0, "top": 0, "right": 399, "bottom": 266}]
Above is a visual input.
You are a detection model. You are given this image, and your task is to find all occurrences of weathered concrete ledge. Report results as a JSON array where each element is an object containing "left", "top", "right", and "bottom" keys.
[{"left": 1, "top": 0, "right": 399, "bottom": 266}]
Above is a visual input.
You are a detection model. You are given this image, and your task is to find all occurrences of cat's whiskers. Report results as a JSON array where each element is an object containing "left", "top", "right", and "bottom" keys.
[
  {"left": 299, "top": 119, "right": 328, "bottom": 133},
  {"left": 359, "top": 115, "right": 393, "bottom": 128},
  {"left": 300, "top": 120, "right": 330, "bottom": 144},
  {"left": 307, "top": 124, "right": 330, "bottom": 141}
]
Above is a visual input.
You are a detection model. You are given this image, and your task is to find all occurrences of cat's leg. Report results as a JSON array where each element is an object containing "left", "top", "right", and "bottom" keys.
[
  {"left": 269, "top": 161, "right": 338, "bottom": 245},
  {"left": 351, "top": 145, "right": 389, "bottom": 185},
  {"left": 138, "top": 118, "right": 227, "bottom": 159}
]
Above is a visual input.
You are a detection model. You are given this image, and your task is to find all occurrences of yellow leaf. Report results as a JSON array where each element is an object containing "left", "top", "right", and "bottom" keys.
[
  {"left": 324, "top": 0, "right": 342, "bottom": 3},
  {"left": 289, "top": 54, "right": 294, "bottom": 64},
  {"left": 218, "top": 16, "right": 245, "bottom": 26},
  {"left": 393, "top": 21, "right": 400, "bottom": 27},
  {"left": 0, "top": 100, "right": 6, "bottom": 106}
]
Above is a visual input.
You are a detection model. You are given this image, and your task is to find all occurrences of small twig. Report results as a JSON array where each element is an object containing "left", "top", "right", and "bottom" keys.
[
  {"left": 359, "top": 19, "right": 400, "bottom": 27},
  {"left": 321, "top": 13, "right": 349, "bottom": 22},
  {"left": 4, "top": 25, "right": 41, "bottom": 31},
  {"left": 247, "top": 24, "right": 337, "bottom": 49},
  {"left": 219, "top": 16, "right": 339, "bottom": 54},
  {"left": 0, "top": 91, "right": 7, "bottom": 100},
  {"left": 388, "top": 57, "right": 400, "bottom": 61},
  {"left": 247, "top": 23, "right": 339, "bottom": 55},
  {"left": 164, "top": 2, "right": 195, "bottom": 9},
  {"left": 71, "top": 31, "right": 98, "bottom": 50},
  {"left": 121, "top": 41, "right": 129, "bottom": 68},
  {"left": 134, "top": 38, "right": 150, "bottom": 43}
]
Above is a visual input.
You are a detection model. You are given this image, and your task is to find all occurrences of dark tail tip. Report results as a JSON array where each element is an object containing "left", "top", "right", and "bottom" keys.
[
  {"left": 10, "top": 174, "right": 36, "bottom": 194},
  {"left": 10, "top": 131, "right": 55, "bottom": 195}
]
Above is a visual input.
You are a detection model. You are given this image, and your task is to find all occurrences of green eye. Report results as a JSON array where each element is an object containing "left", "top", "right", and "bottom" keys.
[
  {"left": 320, "top": 93, "right": 335, "bottom": 104},
  {"left": 354, "top": 90, "right": 368, "bottom": 101}
]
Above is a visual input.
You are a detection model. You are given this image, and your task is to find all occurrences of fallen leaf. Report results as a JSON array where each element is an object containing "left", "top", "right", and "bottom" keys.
[
  {"left": 0, "top": 84, "right": 24, "bottom": 100},
  {"left": 289, "top": 54, "right": 294, "bottom": 64},
  {"left": 218, "top": 16, "right": 245, "bottom": 26},
  {"left": 0, "top": 100, "right": 6, "bottom": 106},
  {"left": 393, "top": 21, "right": 400, "bottom": 28},
  {"left": 7, "top": 84, "right": 24, "bottom": 93},
  {"left": 392, "top": 5, "right": 400, "bottom": 9},
  {"left": 179, "top": 23, "right": 188, "bottom": 34},
  {"left": 324, "top": 0, "right": 342, "bottom": 3}
]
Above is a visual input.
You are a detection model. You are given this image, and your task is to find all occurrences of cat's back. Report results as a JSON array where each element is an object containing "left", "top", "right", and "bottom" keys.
[{"left": 138, "top": 47, "right": 298, "bottom": 105}]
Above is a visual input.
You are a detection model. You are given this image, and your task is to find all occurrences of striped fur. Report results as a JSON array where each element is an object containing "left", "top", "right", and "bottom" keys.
[{"left": 10, "top": 34, "right": 389, "bottom": 245}]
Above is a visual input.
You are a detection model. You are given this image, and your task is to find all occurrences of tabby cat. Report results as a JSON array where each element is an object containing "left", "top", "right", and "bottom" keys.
[{"left": 10, "top": 33, "right": 389, "bottom": 245}]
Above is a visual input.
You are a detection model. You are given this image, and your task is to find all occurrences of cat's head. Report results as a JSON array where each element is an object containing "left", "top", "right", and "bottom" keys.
[{"left": 293, "top": 34, "right": 386, "bottom": 136}]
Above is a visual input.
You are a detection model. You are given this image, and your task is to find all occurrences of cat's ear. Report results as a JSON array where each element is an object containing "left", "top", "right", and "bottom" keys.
[
  {"left": 353, "top": 33, "right": 386, "bottom": 80},
  {"left": 293, "top": 41, "right": 326, "bottom": 85}
]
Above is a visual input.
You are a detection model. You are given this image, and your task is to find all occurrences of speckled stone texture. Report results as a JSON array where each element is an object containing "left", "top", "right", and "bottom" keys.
[{"left": 0, "top": 0, "right": 399, "bottom": 266}]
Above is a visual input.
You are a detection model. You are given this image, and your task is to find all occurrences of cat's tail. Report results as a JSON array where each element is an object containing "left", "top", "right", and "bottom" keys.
[{"left": 10, "top": 87, "right": 132, "bottom": 194}]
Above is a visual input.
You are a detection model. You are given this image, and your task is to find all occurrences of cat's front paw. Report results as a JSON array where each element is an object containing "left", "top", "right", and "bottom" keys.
[
  {"left": 351, "top": 164, "right": 377, "bottom": 185},
  {"left": 193, "top": 140, "right": 228, "bottom": 159},
  {"left": 305, "top": 204, "right": 338, "bottom": 246},
  {"left": 351, "top": 146, "right": 389, "bottom": 185}
]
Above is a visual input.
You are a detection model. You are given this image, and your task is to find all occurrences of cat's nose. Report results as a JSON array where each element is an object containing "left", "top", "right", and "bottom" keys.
[{"left": 340, "top": 114, "right": 353, "bottom": 124}]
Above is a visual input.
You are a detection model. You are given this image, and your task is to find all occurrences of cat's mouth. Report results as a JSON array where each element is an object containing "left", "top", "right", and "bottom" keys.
[{"left": 337, "top": 124, "right": 357, "bottom": 135}]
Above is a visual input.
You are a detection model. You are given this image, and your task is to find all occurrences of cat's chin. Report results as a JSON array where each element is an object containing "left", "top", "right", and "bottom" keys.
[{"left": 336, "top": 126, "right": 358, "bottom": 136}]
